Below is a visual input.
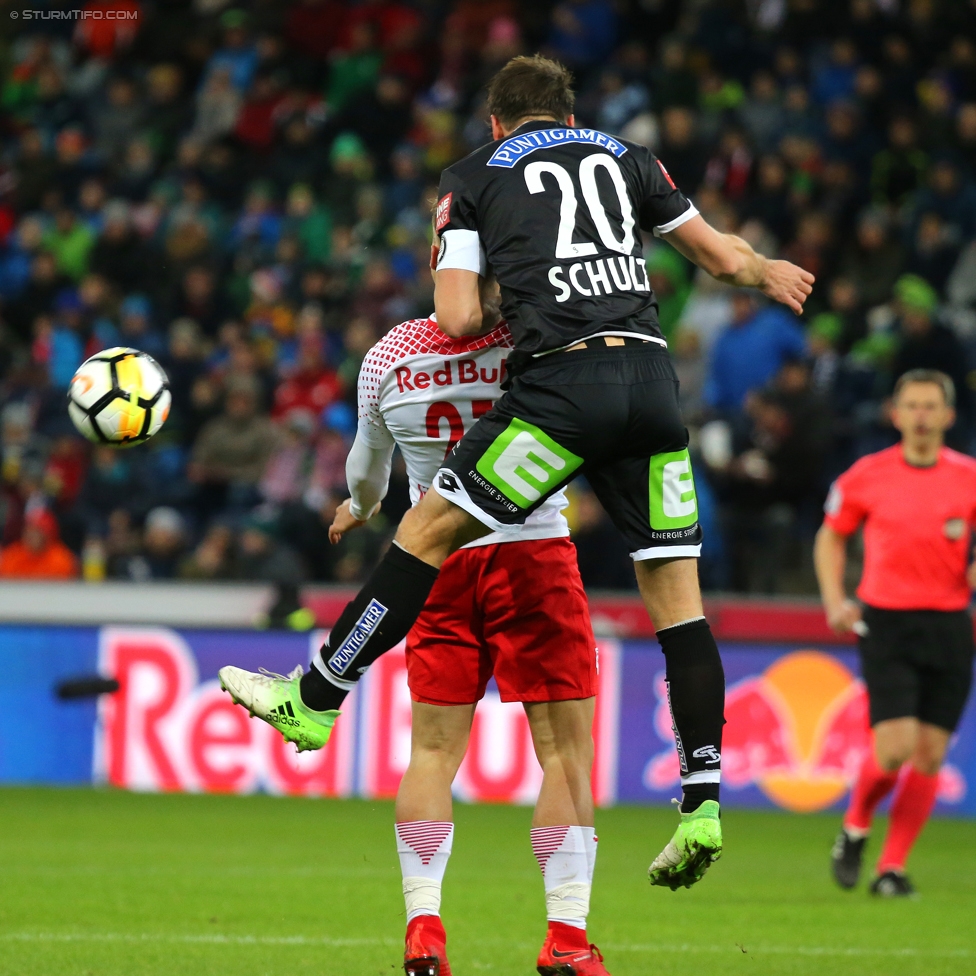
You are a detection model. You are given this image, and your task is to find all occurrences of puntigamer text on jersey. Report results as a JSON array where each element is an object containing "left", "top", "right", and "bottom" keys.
[{"left": 487, "top": 127, "right": 628, "bottom": 168}]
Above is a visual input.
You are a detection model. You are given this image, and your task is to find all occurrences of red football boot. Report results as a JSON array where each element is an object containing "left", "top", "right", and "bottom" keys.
[
  {"left": 404, "top": 914, "right": 452, "bottom": 976},
  {"left": 536, "top": 922, "right": 611, "bottom": 975}
]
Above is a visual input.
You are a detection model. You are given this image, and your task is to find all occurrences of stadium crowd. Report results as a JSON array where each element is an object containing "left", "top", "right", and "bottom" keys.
[{"left": 0, "top": 0, "right": 975, "bottom": 596}]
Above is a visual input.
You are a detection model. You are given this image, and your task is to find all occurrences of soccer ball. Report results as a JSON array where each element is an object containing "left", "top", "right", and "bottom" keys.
[{"left": 67, "top": 347, "right": 171, "bottom": 447}]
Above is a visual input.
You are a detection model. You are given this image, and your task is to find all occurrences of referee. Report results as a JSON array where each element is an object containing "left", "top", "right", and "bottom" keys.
[{"left": 816, "top": 369, "right": 976, "bottom": 897}]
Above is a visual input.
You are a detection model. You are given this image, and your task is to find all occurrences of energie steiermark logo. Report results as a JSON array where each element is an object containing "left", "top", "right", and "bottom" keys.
[
  {"left": 476, "top": 418, "right": 583, "bottom": 509},
  {"left": 649, "top": 448, "right": 698, "bottom": 530}
]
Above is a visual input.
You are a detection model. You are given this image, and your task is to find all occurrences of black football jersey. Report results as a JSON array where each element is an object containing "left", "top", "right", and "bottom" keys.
[{"left": 435, "top": 120, "right": 697, "bottom": 357}]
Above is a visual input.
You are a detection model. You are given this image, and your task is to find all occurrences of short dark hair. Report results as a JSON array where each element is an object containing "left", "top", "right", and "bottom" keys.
[
  {"left": 893, "top": 368, "right": 955, "bottom": 406},
  {"left": 486, "top": 55, "right": 575, "bottom": 127}
]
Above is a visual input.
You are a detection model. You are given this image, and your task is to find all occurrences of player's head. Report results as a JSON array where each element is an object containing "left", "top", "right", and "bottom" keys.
[
  {"left": 487, "top": 55, "right": 575, "bottom": 139},
  {"left": 891, "top": 369, "right": 955, "bottom": 446},
  {"left": 430, "top": 224, "right": 502, "bottom": 330}
]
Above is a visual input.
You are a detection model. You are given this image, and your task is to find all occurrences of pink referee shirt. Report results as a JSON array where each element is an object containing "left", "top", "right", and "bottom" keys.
[{"left": 824, "top": 445, "right": 976, "bottom": 611}]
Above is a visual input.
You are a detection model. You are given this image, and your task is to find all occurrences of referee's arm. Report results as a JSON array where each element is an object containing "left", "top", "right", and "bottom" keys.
[
  {"left": 662, "top": 215, "right": 815, "bottom": 315},
  {"left": 814, "top": 524, "right": 863, "bottom": 634}
]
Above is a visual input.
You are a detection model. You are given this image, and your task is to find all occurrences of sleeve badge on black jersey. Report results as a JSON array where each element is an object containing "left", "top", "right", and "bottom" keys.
[
  {"left": 435, "top": 192, "right": 453, "bottom": 231},
  {"left": 657, "top": 159, "right": 677, "bottom": 189}
]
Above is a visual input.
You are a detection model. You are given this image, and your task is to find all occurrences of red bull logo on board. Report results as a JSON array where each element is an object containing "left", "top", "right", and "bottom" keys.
[
  {"left": 642, "top": 648, "right": 967, "bottom": 812},
  {"left": 646, "top": 650, "right": 872, "bottom": 812}
]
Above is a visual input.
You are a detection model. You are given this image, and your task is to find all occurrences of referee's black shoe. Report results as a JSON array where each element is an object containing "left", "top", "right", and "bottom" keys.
[
  {"left": 831, "top": 828, "right": 867, "bottom": 889},
  {"left": 869, "top": 870, "right": 917, "bottom": 898}
]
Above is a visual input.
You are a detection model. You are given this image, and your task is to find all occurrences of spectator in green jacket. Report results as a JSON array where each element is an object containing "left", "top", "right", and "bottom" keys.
[
  {"left": 42, "top": 209, "right": 95, "bottom": 281},
  {"left": 646, "top": 245, "right": 692, "bottom": 344}
]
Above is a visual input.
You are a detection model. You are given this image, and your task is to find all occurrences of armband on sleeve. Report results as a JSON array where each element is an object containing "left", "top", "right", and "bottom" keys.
[
  {"left": 654, "top": 202, "right": 700, "bottom": 236},
  {"left": 436, "top": 229, "right": 487, "bottom": 276}
]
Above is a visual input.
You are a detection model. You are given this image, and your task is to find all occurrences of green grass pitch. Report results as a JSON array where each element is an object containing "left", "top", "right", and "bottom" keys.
[{"left": 0, "top": 787, "right": 974, "bottom": 975}]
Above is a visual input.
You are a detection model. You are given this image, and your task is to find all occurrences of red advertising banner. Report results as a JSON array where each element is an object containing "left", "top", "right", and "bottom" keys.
[
  {"left": 93, "top": 626, "right": 622, "bottom": 808},
  {"left": 96, "top": 627, "right": 357, "bottom": 797}
]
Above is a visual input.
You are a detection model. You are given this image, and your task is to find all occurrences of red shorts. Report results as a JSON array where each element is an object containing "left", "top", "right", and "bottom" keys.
[{"left": 406, "top": 536, "right": 597, "bottom": 706}]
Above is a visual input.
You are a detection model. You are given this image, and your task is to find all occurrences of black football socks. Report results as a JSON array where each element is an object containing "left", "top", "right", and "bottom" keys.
[
  {"left": 656, "top": 616, "right": 726, "bottom": 813},
  {"left": 299, "top": 543, "right": 440, "bottom": 712}
]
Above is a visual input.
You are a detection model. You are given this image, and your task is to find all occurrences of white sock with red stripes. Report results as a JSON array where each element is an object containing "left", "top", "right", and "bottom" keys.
[
  {"left": 395, "top": 821, "right": 454, "bottom": 922},
  {"left": 531, "top": 825, "right": 592, "bottom": 930},
  {"left": 582, "top": 826, "right": 597, "bottom": 883}
]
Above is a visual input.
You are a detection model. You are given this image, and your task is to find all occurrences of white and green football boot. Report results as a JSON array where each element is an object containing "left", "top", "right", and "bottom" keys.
[
  {"left": 218, "top": 665, "right": 339, "bottom": 753},
  {"left": 648, "top": 799, "right": 722, "bottom": 890}
]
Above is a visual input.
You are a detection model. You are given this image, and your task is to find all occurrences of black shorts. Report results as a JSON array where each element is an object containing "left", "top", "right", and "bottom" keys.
[
  {"left": 433, "top": 340, "right": 702, "bottom": 560},
  {"left": 858, "top": 605, "right": 976, "bottom": 732}
]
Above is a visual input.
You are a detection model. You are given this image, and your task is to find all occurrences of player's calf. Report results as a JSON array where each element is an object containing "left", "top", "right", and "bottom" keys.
[
  {"left": 298, "top": 543, "right": 442, "bottom": 713},
  {"left": 647, "top": 615, "right": 725, "bottom": 889}
]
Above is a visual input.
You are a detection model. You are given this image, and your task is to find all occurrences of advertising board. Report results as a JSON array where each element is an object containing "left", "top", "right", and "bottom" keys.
[{"left": 2, "top": 625, "right": 973, "bottom": 815}]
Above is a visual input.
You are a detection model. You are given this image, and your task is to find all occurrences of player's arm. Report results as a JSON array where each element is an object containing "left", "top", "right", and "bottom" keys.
[
  {"left": 813, "top": 524, "right": 862, "bottom": 634},
  {"left": 434, "top": 268, "right": 483, "bottom": 337},
  {"left": 330, "top": 434, "right": 394, "bottom": 543},
  {"left": 333, "top": 348, "right": 396, "bottom": 544},
  {"left": 432, "top": 172, "right": 488, "bottom": 337},
  {"left": 662, "top": 215, "right": 815, "bottom": 315}
]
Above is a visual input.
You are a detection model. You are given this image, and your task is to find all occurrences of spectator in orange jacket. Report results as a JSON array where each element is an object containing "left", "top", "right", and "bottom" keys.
[{"left": 0, "top": 508, "right": 78, "bottom": 579}]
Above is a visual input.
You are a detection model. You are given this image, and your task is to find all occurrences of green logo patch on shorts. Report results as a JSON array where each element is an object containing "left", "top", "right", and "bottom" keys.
[
  {"left": 476, "top": 418, "right": 583, "bottom": 509},
  {"left": 649, "top": 448, "right": 698, "bottom": 530}
]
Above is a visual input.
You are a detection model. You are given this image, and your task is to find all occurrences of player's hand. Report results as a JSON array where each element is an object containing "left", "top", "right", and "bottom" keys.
[
  {"left": 825, "top": 598, "right": 862, "bottom": 635},
  {"left": 328, "top": 499, "right": 379, "bottom": 544},
  {"left": 967, "top": 561, "right": 976, "bottom": 590},
  {"left": 760, "top": 259, "right": 815, "bottom": 315}
]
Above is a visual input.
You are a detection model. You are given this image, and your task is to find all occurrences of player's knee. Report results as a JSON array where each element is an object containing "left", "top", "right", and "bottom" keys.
[
  {"left": 875, "top": 747, "right": 909, "bottom": 773},
  {"left": 550, "top": 730, "right": 594, "bottom": 777},
  {"left": 530, "top": 727, "right": 592, "bottom": 780},
  {"left": 527, "top": 701, "right": 593, "bottom": 767},
  {"left": 561, "top": 745, "right": 594, "bottom": 782},
  {"left": 395, "top": 503, "right": 444, "bottom": 553},
  {"left": 412, "top": 733, "right": 467, "bottom": 772},
  {"left": 395, "top": 493, "right": 482, "bottom": 563},
  {"left": 911, "top": 740, "right": 947, "bottom": 776}
]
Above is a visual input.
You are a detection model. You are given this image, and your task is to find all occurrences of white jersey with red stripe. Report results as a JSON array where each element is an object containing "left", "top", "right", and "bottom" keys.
[{"left": 357, "top": 315, "right": 570, "bottom": 546}]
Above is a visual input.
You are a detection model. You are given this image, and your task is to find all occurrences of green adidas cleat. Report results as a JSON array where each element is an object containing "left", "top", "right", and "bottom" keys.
[
  {"left": 218, "top": 665, "right": 339, "bottom": 753},
  {"left": 648, "top": 799, "right": 722, "bottom": 890}
]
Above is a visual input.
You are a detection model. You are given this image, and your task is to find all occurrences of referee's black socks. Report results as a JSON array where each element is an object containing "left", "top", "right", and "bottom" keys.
[
  {"left": 656, "top": 617, "right": 726, "bottom": 813},
  {"left": 299, "top": 544, "right": 440, "bottom": 711}
]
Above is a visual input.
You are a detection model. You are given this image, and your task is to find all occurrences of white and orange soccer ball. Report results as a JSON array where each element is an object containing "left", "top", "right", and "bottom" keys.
[{"left": 67, "top": 347, "right": 171, "bottom": 447}]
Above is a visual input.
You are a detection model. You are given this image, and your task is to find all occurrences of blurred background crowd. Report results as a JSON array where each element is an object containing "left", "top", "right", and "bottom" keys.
[{"left": 0, "top": 0, "right": 975, "bottom": 597}]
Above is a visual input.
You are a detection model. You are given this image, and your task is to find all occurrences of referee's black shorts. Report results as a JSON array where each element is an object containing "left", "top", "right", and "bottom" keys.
[
  {"left": 433, "top": 340, "right": 702, "bottom": 560},
  {"left": 858, "top": 605, "right": 976, "bottom": 732}
]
